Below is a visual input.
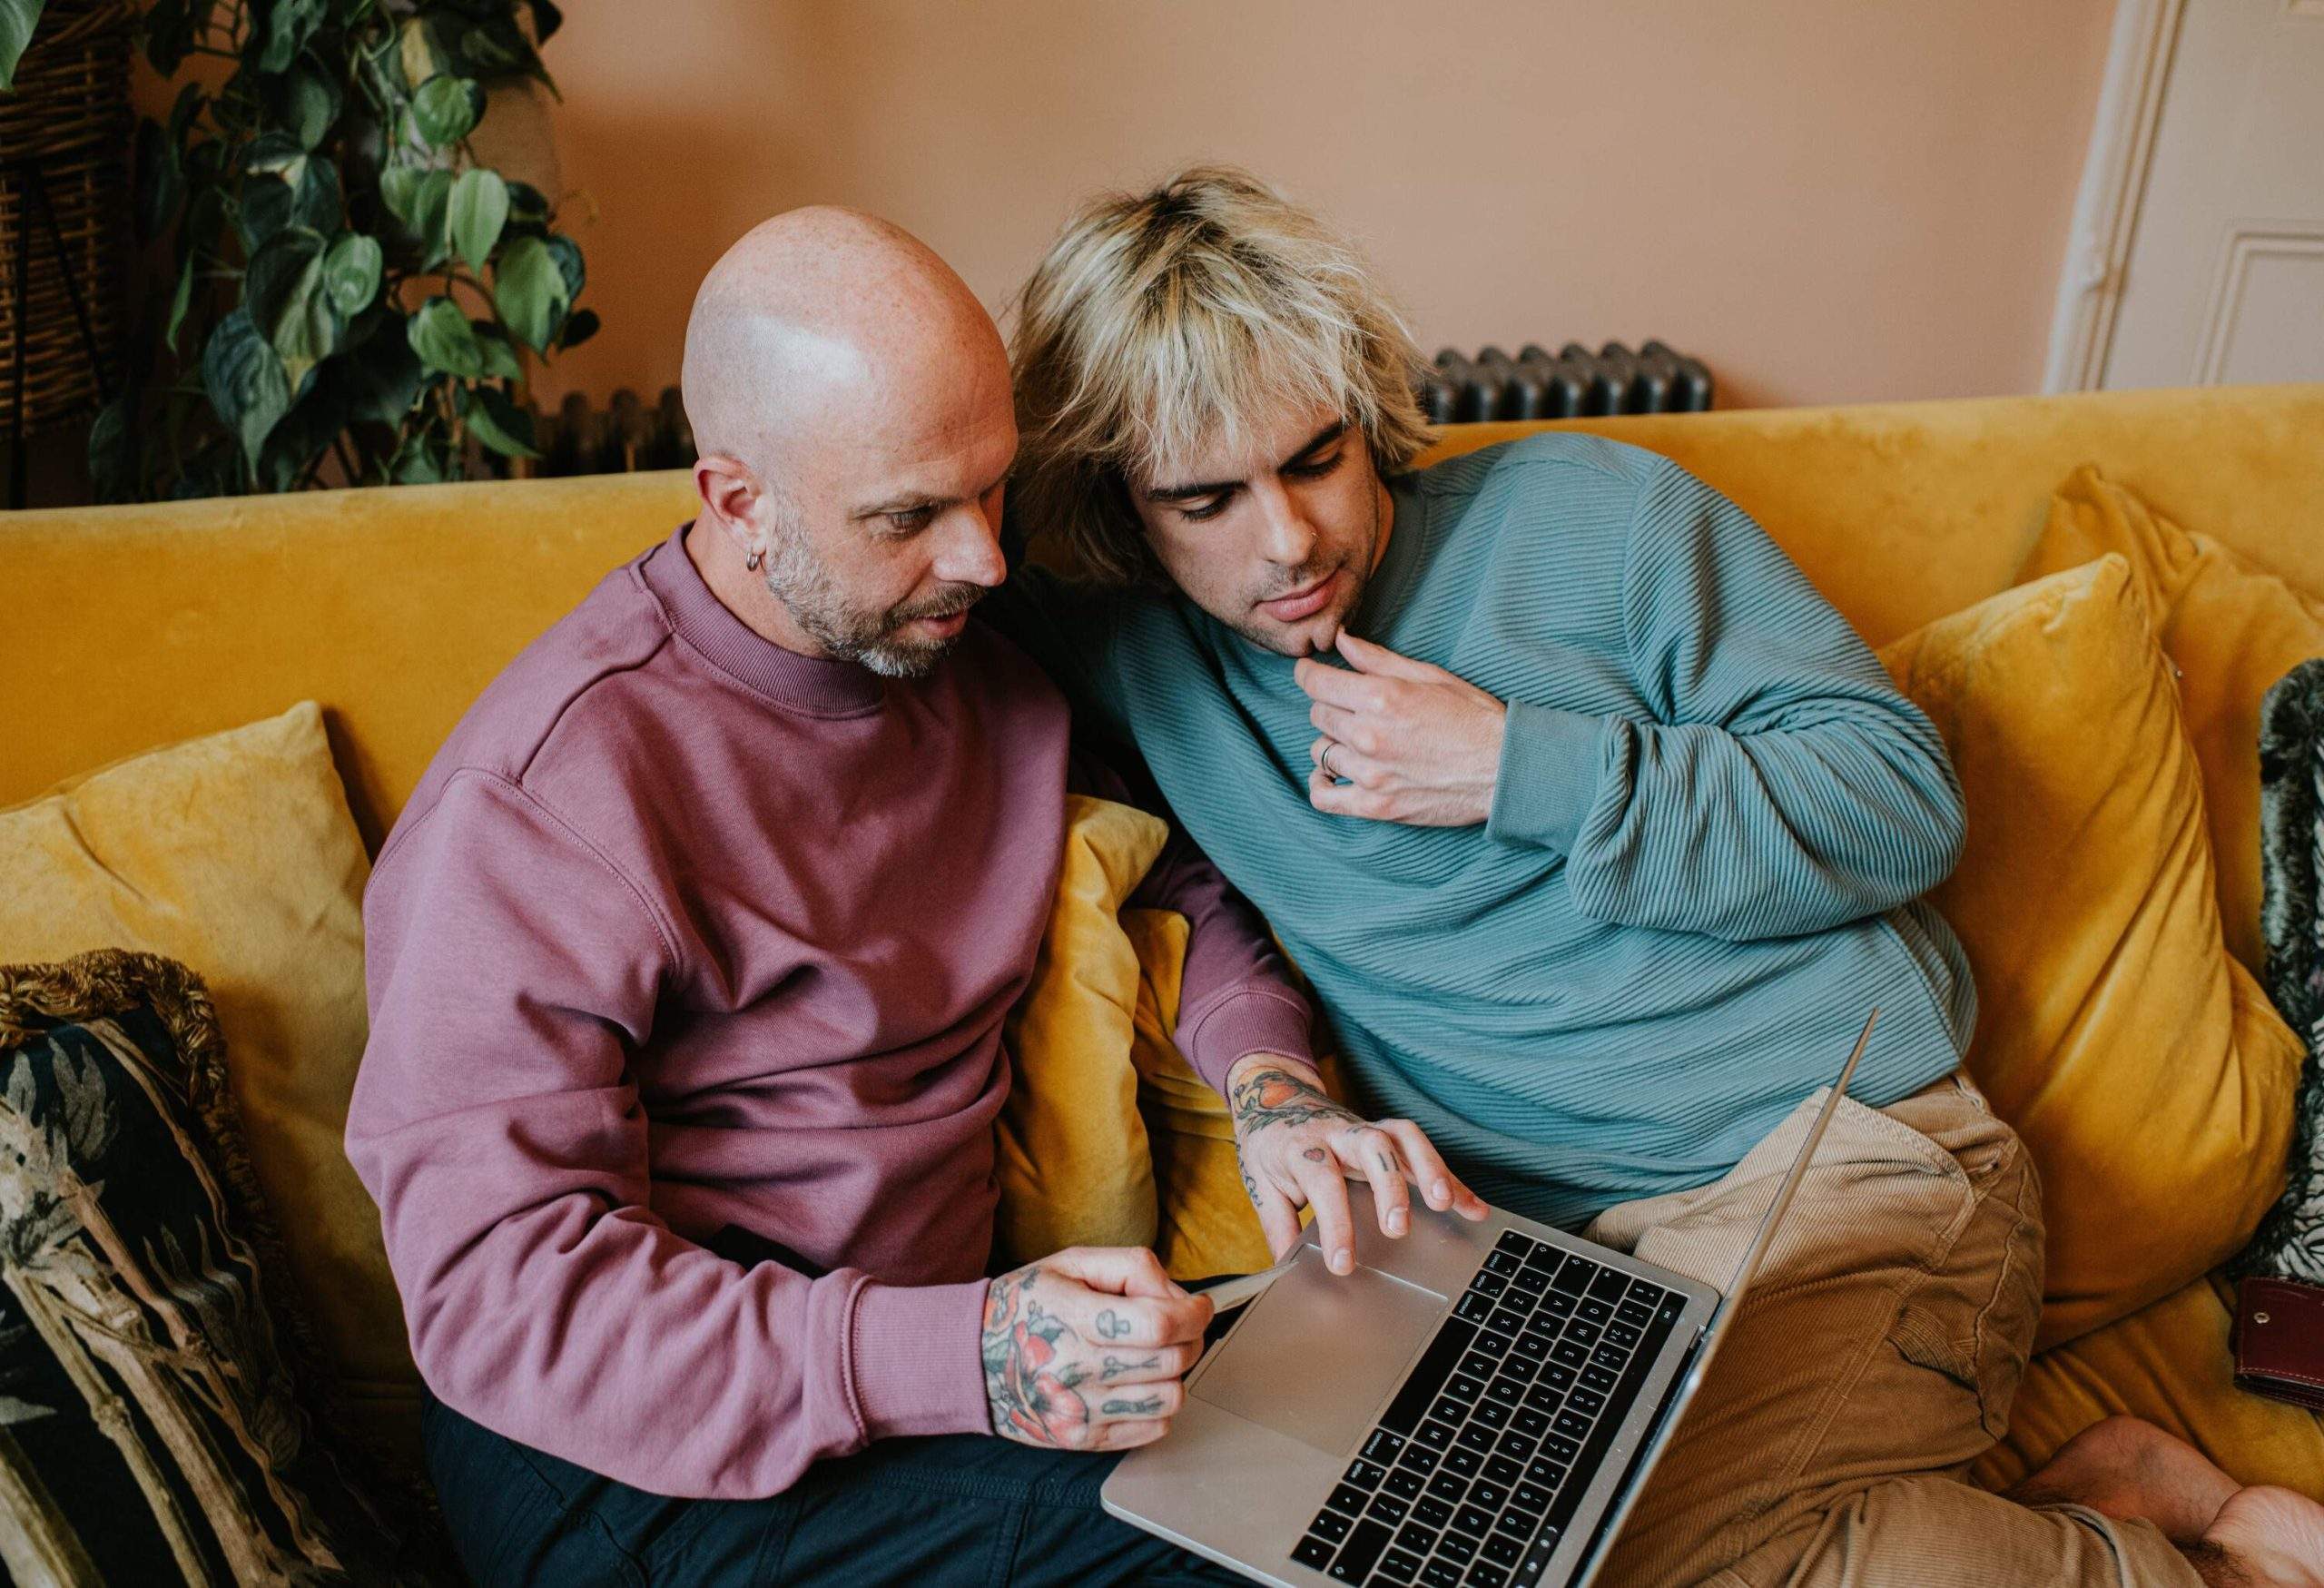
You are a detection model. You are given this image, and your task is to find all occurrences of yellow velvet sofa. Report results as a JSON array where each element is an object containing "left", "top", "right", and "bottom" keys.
[{"left": 5, "top": 382, "right": 2321, "bottom": 1514}]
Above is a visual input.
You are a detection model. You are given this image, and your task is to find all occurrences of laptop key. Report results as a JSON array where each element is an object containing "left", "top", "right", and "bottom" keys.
[
  {"left": 1565, "top": 1320, "right": 1601, "bottom": 1347},
  {"left": 1379, "top": 1546, "right": 1423, "bottom": 1584},
  {"left": 1512, "top": 1331, "right": 1551, "bottom": 1360},
  {"left": 1453, "top": 1291, "right": 1494, "bottom": 1324},
  {"left": 1486, "top": 1376, "right": 1525, "bottom": 1406},
  {"left": 1452, "top": 1504, "right": 1494, "bottom": 1538},
  {"left": 1512, "top": 1481, "right": 1551, "bottom": 1514},
  {"left": 1604, "top": 1321, "right": 1643, "bottom": 1351},
  {"left": 1436, "top": 1530, "right": 1478, "bottom": 1564},
  {"left": 1470, "top": 1479, "right": 1511, "bottom": 1511},
  {"left": 1550, "top": 1341, "right": 1590, "bottom": 1369},
  {"left": 1479, "top": 1330, "right": 1514, "bottom": 1359},
  {"left": 1590, "top": 1342, "right": 1631, "bottom": 1371},
  {"left": 1522, "top": 1384, "right": 1565, "bottom": 1414},
  {"left": 1568, "top": 1387, "right": 1605, "bottom": 1418},
  {"left": 1457, "top": 1422, "right": 1499, "bottom": 1452},
  {"left": 1541, "top": 1434, "right": 1581, "bottom": 1465},
  {"left": 1427, "top": 1472, "right": 1467, "bottom": 1503},
  {"left": 1420, "top": 1561, "right": 1462, "bottom": 1588},
  {"left": 1484, "top": 1249, "right": 1521, "bottom": 1276},
  {"left": 1588, "top": 1267, "right": 1630, "bottom": 1303},
  {"left": 1524, "top": 1456, "right": 1569, "bottom": 1490},
  {"left": 1615, "top": 1297, "right": 1655, "bottom": 1328},
  {"left": 1578, "top": 1363, "right": 1615, "bottom": 1393},
  {"left": 1312, "top": 1509, "right": 1353, "bottom": 1543},
  {"left": 1575, "top": 1297, "right": 1614, "bottom": 1327},
  {"left": 1466, "top": 1563, "right": 1511, "bottom": 1587},
  {"left": 1487, "top": 1307, "right": 1528, "bottom": 1336},
  {"left": 1494, "top": 1230, "right": 1536, "bottom": 1258},
  {"left": 1417, "top": 1419, "right": 1457, "bottom": 1450},
  {"left": 1431, "top": 1396, "right": 1469, "bottom": 1427},
  {"left": 1460, "top": 1351, "right": 1499, "bottom": 1380},
  {"left": 1493, "top": 1509, "right": 1536, "bottom": 1541},
  {"left": 1368, "top": 1494, "right": 1411, "bottom": 1526},
  {"left": 1472, "top": 1273, "right": 1509, "bottom": 1300},
  {"left": 1292, "top": 1534, "right": 1337, "bottom": 1570},
  {"left": 1396, "top": 1522, "right": 1441, "bottom": 1556},
  {"left": 1552, "top": 1409, "right": 1593, "bottom": 1440},
  {"left": 1386, "top": 1467, "right": 1427, "bottom": 1500},
  {"left": 1446, "top": 1374, "right": 1485, "bottom": 1404},
  {"left": 1626, "top": 1280, "right": 1669, "bottom": 1309},
  {"left": 1483, "top": 1454, "right": 1522, "bottom": 1485},
  {"left": 1498, "top": 1432, "right": 1540, "bottom": 1461},
  {"left": 1537, "top": 1290, "right": 1576, "bottom": 1320},
  {"left": 1549, "top": 1256, "right": 1598, "bottom": 1296},
  {"left": 1346, "top": 1458, "right": 1388, "bottom": 1491},
  {"left": 1397, "top": 1445, "right": 1440, "bottom": 1475},
  {"left": 1328, "top": 1484, "right": 1370, "bottom": 1516},
  {"left": 1365, "top": 1430, "right": 1407, "bottom": 1465},
  {"left": 1443, "top": 1446, "right": 1482, "bottom": 1478},
  {"left": 1537, "top": 1362, "right": 1576, "bottom": 1393},
  {"left": 1484, "top": 1534, "right": 1526, "bottom": 1567},
  {"left": 1513, "top": 1409, "right": 1551, "bottom": 1438},
  {"left": 1327, "top": 1520, "right": 1394, "bottom": 1583},
  {"left": 1471, "top": 1400, "right": 1511, "bottom": 1430}
]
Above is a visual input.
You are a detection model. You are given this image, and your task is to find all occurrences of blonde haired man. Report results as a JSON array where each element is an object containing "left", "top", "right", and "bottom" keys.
[{"left": 993, "top": 166, "right": 2324, "bottom": 1588}]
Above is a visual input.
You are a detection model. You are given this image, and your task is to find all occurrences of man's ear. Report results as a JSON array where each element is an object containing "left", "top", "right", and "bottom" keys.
[{"left": 693, "top": 454, "right": 761, "bottom": 550}]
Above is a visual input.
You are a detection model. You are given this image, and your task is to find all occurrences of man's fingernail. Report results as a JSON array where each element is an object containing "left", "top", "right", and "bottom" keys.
[
  {"left": 1332, "top": 1251, "right": 1352, "bottom": 1274},
  {"left": 1432, "top": 1182, "right": 1450, "bottom": 1203},
  {"left": 1388, "top": 1210, "right": 1407, "bottom": 1234}
]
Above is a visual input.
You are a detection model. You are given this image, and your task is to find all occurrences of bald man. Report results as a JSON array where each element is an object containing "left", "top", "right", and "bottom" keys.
[{"left": 345, "top": 210, "right": 1476, "bottom": 1585}]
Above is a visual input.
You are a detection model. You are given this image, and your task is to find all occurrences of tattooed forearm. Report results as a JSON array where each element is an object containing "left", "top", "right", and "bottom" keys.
[
  {"left": 981, "top": 1271, "right": 1091, "bottom": 1446},
  {"left": 1230, "top": 1065, "right": 1358, "bottom": 1136},
  {"left": 1101, "top": 1354, "right": 1158, "bottom": 1381},
  {"left": 1102, "top": 1396, "right": 1163, "bottom": 1415}
]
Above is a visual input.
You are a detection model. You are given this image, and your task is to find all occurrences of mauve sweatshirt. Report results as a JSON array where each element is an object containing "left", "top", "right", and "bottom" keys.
[{"left": 345, "top": 525, "right": 1315, "bottom": 1500}]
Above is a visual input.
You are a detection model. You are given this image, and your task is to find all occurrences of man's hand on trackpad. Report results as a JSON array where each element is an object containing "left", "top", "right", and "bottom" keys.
[
  {"left": 982, "top": 1247, "right": 1212, "bottom": 1454},
  {"left": 1225, "top": 1053, "right": 1489, "bottom": 1275}
]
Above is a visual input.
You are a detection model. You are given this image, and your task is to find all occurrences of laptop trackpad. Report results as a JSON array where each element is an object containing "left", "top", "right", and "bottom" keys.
[{"left": 1192, "top": 1249, "right": 1445, "bottom": 1457}]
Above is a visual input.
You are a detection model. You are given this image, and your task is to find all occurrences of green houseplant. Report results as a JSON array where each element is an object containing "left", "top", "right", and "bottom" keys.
[{"left": 6, "top": 0, "right": 596, "bottom": 498}]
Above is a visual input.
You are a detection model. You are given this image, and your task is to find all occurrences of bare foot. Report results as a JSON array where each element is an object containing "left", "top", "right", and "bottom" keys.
[
  {"left": 2008, "top": 1415, "right": 2240, "bottom": 1544},
  {"left": 2187, "top": 1485, "right": 2324, "bottom": 1587}
]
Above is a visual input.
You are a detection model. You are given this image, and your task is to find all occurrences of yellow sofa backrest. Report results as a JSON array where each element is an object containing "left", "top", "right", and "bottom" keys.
[{"left": 6, "top": 383, "right": 2319, "bottom": 850}]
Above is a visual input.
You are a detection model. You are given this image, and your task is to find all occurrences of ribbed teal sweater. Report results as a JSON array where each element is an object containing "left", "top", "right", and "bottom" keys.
[{"left": 1001, "top": 433, "right": 1974, "bottom": 1227}]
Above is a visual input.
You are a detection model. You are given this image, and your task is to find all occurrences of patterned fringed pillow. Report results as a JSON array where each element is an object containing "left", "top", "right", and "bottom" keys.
[
  {"left": 2240, "top": 658, "right": 2324, "bottom": 1281},
  {"left": 0, "top": 950, "right": 445, "bottom": 1584}
]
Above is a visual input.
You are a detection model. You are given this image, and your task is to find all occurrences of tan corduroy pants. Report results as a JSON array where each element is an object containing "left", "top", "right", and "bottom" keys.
[{"left": 1580, "top": 1072, "right": 2201, "bottom": 1588}]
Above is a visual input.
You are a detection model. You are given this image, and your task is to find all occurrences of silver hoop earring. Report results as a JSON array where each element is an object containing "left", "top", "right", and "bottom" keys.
[{"left": 745, "top": 547, "right": 764, "bottom": 572}]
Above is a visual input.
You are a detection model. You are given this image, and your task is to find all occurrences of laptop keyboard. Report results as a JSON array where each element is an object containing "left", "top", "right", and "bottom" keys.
[{"left": 1288, "top": 1229, "right": 1687, "bottom": 1586}]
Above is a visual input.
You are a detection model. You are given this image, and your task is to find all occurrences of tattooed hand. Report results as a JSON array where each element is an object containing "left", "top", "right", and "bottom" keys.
[
  {"left": 980, "top": 1246, "right": 1212, "bottom": 1453},
  {"left": 1226, "top": 1054, "right": 1489, "bottom": 1275}
]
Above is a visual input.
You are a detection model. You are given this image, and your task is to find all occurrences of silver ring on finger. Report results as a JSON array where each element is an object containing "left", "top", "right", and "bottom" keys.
[{"left": 1321, "top": 740, "right": 1340, "bottom": 780}]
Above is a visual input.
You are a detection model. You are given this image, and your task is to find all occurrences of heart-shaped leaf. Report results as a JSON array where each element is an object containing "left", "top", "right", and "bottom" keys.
[
  {"left": 323, "top": 232, "right": 382, "bottom": 315},
  {"left": 411, "top": 74, "right": 483, "bottom": 148},
  {"left": 491, "top": 233, "right": 568, "bottom": 352},
  {"left": 458, "top": 382, "right": 541, "bottom": 459},
  {"left": 408, "top": 294, "right": 486, "bottom": 379},
  {"left": 448, "top": 166, "right": 508, "bottom": 271},
  {"left": 202, "top": 307, "right": 292, "bottom": 469}
]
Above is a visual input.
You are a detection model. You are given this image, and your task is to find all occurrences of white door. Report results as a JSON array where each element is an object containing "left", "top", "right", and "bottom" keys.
[{"left": 2049, "top": 0, "right": 2324, "bottom": 390}]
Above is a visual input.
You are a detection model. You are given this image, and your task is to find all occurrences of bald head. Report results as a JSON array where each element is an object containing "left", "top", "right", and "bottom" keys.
[
  {"left": 682, "top": 206, "right": 1006, "bottom": 473},
  {"left": 680, "top": 208, "right": 1018, "bottom": 678}
]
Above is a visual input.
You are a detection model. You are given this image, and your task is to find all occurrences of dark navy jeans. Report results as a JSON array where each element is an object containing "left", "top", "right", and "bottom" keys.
[{"left": 419, "top": 1384, "right": 1246, "bottom": 1586}]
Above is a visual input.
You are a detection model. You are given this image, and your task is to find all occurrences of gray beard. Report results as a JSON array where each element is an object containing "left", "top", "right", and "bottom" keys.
[{"left": 763, "top": 530, "right": 971, "bottom": 680}]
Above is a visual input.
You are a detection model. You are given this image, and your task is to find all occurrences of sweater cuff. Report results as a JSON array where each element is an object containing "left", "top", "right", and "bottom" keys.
[
  {"left": 1178, "top": 986, "right": 1317, "bottom": 1096},
  {"left": 850, "top": 1277, "right": 995, "bottom": 1441},
  {"left": 1488, "top": 701, "right": 1605, "bottom": 852}
]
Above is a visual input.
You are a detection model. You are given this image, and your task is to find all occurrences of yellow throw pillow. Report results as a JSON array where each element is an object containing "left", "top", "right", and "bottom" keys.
[
  {"left": 1971, "top": 1275, "right": 2324, "bottom": 1500},
  {"left": 0, "top": 703, "right": 415, "bottom": 1459},
  {"left": 1879, "top": 557, "right": 2304, "bottom": 1349},
  {"left": 992, "top": 794, "right": 1167, "bottom": 1267},
  {"left": 2018, "top": 467, "right": 2324, "bottom": 974},
  {"left": 1123, "top": 906, "right": 1276, "bottom": 1281}
]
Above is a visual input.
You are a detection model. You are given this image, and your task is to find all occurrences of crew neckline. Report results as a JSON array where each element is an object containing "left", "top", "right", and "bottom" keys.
[{"left": 641, "top": 523, "right": 886, "bottom": 716}]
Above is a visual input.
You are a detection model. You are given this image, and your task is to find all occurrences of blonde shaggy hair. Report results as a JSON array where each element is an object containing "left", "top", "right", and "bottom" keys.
[{"left": 1008, "top": 165, "right": 1433, "bottom": 587}]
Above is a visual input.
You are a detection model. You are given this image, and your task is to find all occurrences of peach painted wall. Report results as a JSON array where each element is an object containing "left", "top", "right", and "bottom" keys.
[{"left": 141, "top": 0, "right": 2120, "bottom": 414}]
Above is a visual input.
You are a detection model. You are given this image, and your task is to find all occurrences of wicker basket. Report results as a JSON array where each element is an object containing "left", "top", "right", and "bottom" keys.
[{"left": 0, "top": 0, "right": 134, "bottom": 436}]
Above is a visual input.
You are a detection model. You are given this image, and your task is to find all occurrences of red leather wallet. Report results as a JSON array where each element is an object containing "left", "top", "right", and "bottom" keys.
[{"left": 2235, "top": 1276, "right": 2324, "bottom": 1412}]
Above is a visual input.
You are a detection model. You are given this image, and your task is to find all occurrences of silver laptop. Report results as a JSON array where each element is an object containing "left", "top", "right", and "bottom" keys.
[{"left": 1103, "top": 1010, "right": 1881, "bottom": 1588}]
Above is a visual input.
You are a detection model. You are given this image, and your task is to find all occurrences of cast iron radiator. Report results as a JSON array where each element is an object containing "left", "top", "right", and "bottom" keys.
[{"left": 1414, "top": 342, "right": 1714, "bottom": 422}]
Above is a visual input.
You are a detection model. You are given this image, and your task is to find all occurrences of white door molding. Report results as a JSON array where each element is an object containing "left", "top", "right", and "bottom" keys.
[{"left": 2043, "top": 0, "right": 2188, "bottom": 392}]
